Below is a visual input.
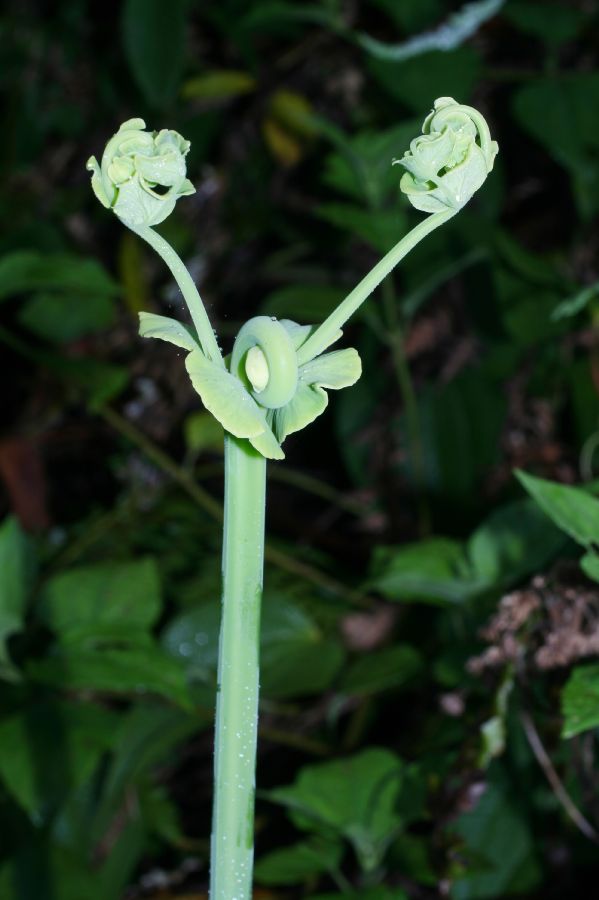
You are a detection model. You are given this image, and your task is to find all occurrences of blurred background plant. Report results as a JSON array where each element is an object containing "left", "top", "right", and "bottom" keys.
[{"left": 2, "top": 0, "right": 599, "bottom": 897}]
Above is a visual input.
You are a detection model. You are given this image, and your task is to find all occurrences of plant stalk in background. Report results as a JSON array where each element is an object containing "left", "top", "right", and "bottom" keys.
[{"left": 86, "top": 98, "right": 497, "bottom": 899}]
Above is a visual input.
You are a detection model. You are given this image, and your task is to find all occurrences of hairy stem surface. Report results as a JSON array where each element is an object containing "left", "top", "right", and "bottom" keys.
[{"left": 210, "top": 435, "right": 266, "bottom": 899}]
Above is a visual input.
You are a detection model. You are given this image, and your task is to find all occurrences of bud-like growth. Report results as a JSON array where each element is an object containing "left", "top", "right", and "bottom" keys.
[
  {"left": 394, "top": 97, "right": 498, "bottom": 213},
  {"left": 86, "top": 118, "right": 195, "bottom": 227}
]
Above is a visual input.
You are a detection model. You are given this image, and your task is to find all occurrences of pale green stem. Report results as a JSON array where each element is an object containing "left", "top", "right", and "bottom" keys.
[
  {"left": 296, "top": 208, "right": 456, "bottom": 365},
  {"left": 210, "top": 435, "right": 266, "bottom": 900},
  {"left": 133, "top": 224, "right": 224, "bottom": 366}
]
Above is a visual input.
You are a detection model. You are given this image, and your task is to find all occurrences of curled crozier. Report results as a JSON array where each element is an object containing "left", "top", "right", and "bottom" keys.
[{"left": 394, "top": 97, "right": 498, "bottom": 214}]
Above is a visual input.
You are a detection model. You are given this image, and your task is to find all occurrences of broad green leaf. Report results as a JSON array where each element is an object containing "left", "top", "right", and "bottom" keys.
[
  {"left": 40, "top": 558, "right": 161, "bottom": 644},
  {"left": 0, "top": 847, "right": 106, "bottom": 900},
  {"left": 0, "top": 701, "right": 117, "bottom": 820},
  {"left": 0, "top": 252, "right": 118, "bottom": 302},
  {"left": 561, "top": 665, "right": 599, "bottom": 738},
  {"left": 163, "top": 592, "right": 344, "bottom": 698},
  {"left": 369, "top": 48, "right": 481, "bottom": 114},
  {"left": 504, "top": 1, "right": 585, "bottom": 46},
  {"left": 513, "top": 74, "right": 599, "bottom": 218},
  {"left": 101, "top": 703, "right": 202, "bottom": 807},
  {"left": 515, "top": 470, "right": 599, "bottom": 550},
  {"left": 183, "top": 410, "right": 224, "bottom": 454},
  {"left": 44, "top": 355, "right": 129, "bottom": 410},
  {"left": 581, "top": 552, "right": 599, "bottom": 583},
  {"left": 370, "top": 538, "right": 483, "bottom": 605},
  {"left": 182, "top": 69, "right": 256, "bottom": 100},
  {"left": 268, "top": 748, "right": 403, "bottom": 872},
  {"left": 316, "top": 203, "right": 404, "bottom": 253},
  {"left": 450, "top": 772, "right": 541, "bottom": 898},
  {"left": 0, "top": 518, "right": 31, "bottom": 681},
  {"left": 121, "top": 0, "right": 187, "bottom": 107},
  {"left": 340, "top": 645, "right": 421, "bottom": 696},
  {"left": 139, "top": 311, "right": 200, "bottom": 352},
  {"left": 185, "top": 349, "right": 276, "bottom": 443},
  {"left": 467, "top": 499, "right": 566, "bottom": 589},
  {"left": 28, "top": 645, "right": 192, "bottom": 709},
  {"left": 415, "top": 369, "right": 505, "bottom": 502},
  {"left": 255, "top": 837, "right": 343, "bottom": 885},
  {"left": 19, "top": 291, "right": 116, "bottom": 343},
  {"left": 321, "top": 123, "right": 419, "bottom": 206},
  {"left": 261, "top": 285, "right": 346, "bottom": 321}
]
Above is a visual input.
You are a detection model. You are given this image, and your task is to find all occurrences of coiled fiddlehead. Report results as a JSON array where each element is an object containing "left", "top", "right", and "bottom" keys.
[
  {"left": 230, "top": 316, "right": 298, "bottom": 410},
  {"left": 86, "top": 118, "right": 195, "bottom": 228},
  {"left": 394, "top": 96, "right": 498, "bottom": 213}
]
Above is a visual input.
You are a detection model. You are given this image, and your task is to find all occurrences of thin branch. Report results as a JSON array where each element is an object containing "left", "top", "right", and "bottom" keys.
[{"left": 520, "top": 710, "right": 599, "bottom": 844}]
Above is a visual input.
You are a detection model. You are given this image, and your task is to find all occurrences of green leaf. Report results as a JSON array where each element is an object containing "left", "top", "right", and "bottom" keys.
[
  {"left": 249, "top": 424, "right": 286, "bottom": 461},
  {"left": 28, "top": 645, "right": 193, "bottom": 709},
  {"left": 261, "top": 284, "right": 346, "bottom": 321},
  {"left": 513, "top": 74, "right": 599, "bottom": 218},
  {"left": 19, "top": 291, "right": 116, "bottom": 343},
  {"left": 0, "top": 252, "right": 118, "bottom": 302},
  {"left": 0, "top": 518, "right": 33, "bottom": 681},
  {"left": 267, "top": 748, "right": 403, "bottom": 872},
  {"left": 515, "top": 470, "right": 599, "bottom": 550},
  {"left": 301, "top": 348, "right": 362, "bottom": 390},
  {"left": 185, "top": 350, "right": 282, "bottom": 458},
  {"left": 467, "top": 499, "right": 566, "bottom": 589},
  {"left": 122, "top": 0, "right": 187, "bottom": 108},
  {"left": 369, "top": 48, "right": 481, "bottom": 114},
  {"left": 40, "top": 557, "right": 161, "bottom": 644},
  {"left": 551, "top": 280, "right": 599, "bottom": 321},
  {"left": 561, "top": 665, "right": 599, "bottom": 738},
  {"left": 0, "top": 701, "right": 118, "bottom": 820},
  {"left": 316, "top": 203, "right": 404, "bottom": 253},
  {"left": 182, "top": 69, "right": 256, "bottom": 101},
  {"left": 163, "top": 592, "right": 344, "bottom": 698},
  {"left": 183, "top": 410, "right": 224, "bottom": 454},
  {"left": 272, "top": 348, "right": 361, "bottom": 442},
  {"left": 139, "top": 311, "right": 200, "bottom": 352},
  {"left": 273, "top": 383, "right": 327, "bottom": 442},
  {"left": 415, "top": 369, "right": 506, "bottom": 502},
  {"left": 340, "top": 645, "right": 422, "bottom": 696},
  {"left": 322, "top": 122, "right": 419, "bottom": 206},
  {"left": 370, "top": 538, "right": 483, "bottom": 605},
  {"left": 0, "top": 847, "right": 107, "bottom": 900},
  {"left": 451, "top": 771, "right": 541, "bottom": 898},
  {"left": 255, "top": 837, "right": 343, "bottom": 886},
  {"left": 504, "top": 1, "right": 585, "bottom": 46},
  {"left": 581, "top": 552, "right": 599, "bottom": 583}
]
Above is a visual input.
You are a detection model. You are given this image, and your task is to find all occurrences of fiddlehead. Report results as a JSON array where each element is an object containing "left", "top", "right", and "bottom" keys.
[
  {"left": 394, "top": 96, "right": 498, "bottom": 214},
  {"left": 86, "top": 118, "right": 195, "bottom": 228}
]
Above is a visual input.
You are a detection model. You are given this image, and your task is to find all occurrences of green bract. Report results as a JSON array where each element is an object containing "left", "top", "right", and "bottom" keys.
[
  {"left": 86, "top": 118, "right": 195, "bottom": 227},
  {"left": 394, "top": 97, "right": 498, "bottom": 213},
  {"left": 139, "top": 312, "right": 362, "bottom": 461}
]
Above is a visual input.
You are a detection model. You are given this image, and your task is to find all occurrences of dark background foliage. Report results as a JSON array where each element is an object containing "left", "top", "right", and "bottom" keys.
[{"left": 2, "top": 0, "right": 599, "bottom": 897}]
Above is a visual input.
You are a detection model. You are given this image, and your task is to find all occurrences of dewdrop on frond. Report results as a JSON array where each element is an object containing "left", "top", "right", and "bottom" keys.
[{"left": 394, "top": 97, "right": 498, "bottom": 214}]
